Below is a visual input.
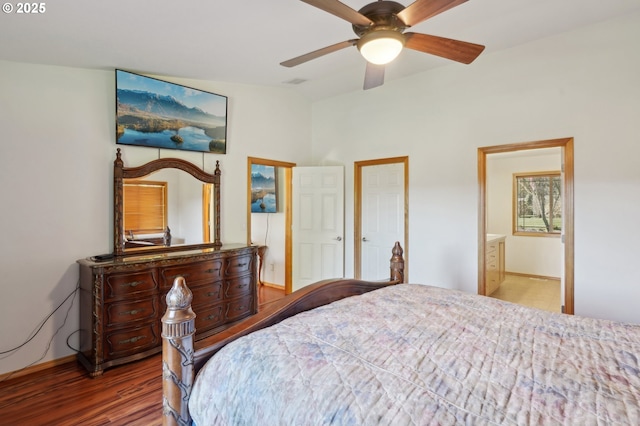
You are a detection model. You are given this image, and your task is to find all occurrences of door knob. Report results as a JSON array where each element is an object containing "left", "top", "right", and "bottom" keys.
[
  {"left": 335, "top": 236, "right": 342, "bottom": 241},
  {"left": 362, "top": 237, "right": 368, "bottom": 242}
]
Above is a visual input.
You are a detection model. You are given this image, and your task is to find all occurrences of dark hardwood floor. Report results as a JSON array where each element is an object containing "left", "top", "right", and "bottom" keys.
[
  {"left": 0, "top": 285, "right": 285, "bottom": 425},
  {"left": 0, "top": 354, "right": 163, "bottom": 425},
  {"left": 258, "top": 284, "right": 287, "bottom": 309}
]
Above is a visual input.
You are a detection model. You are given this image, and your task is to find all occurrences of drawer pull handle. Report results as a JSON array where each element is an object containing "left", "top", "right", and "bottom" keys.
[
  {"left": 207, "top": 314, "right": 220, "bottom": 320},
  {"left": 120, "top": 309, "right": 143, "bottom": 316},
  {"left": 121, "top": 281, "right": 144, "bottom": 288},
  {"left": 206, "top": 268, "right": 220, "bottom": 274},
  {"left": 235, "top": 262, "right": 247, "bottom": 268},
  {"left": 119, "top": 335, "right": 146, "bottom": 345},
  {"left": 207, "top": 291, "right": 218, "bottom": 297}
]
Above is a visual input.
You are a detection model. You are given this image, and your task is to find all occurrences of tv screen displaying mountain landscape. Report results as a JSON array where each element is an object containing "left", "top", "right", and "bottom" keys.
[{"left": 116, "top": 69, "right": 227, "bottom": 154}]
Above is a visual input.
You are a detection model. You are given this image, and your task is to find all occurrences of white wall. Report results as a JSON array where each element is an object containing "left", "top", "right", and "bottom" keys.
[
  {"left": 0, "top": 62, "right": 312, "bottom": 375},
  {"left": 311, "top": 12, "right": 640, "bottom": 324},
  {"left": 251, "top": 212, "right": 286, "bottom": 285},
  {"left": 487, "top": 151, "right": 563, "bottom": 278}
]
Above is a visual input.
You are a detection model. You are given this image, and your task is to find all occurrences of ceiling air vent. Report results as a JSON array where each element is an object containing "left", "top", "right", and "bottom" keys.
[{"left": 284, "top": 78, "right": 308, "bottom": 85}]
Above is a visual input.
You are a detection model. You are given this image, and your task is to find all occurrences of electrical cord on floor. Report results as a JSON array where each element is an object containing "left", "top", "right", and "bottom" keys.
[
  {"left": 66, "top": 329, "right": 81, "bottom": 353},
  {"left": 0, "top": 281, "right": 80, "bottom": 383},
  {"left": 264, "top": 212, "right": 270, "bottom": 247}
]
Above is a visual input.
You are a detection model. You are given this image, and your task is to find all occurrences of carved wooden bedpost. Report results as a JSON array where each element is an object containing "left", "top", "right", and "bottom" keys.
[
  {"left": 390, "top": 241, "right": 405, "bottom": 283},
  {"left": 162, "top": 277, "right": 196, "bottom": 426}
]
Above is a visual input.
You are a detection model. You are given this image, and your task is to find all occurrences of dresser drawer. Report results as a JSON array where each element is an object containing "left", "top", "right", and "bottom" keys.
[
  {"left": 224, "top": 254, "right": 253, "bottom": 278},
  {"left": 224, "top": 274, "right": 254, "bottom": 299},
  {"left": 104, "top": 270, "right": 158, "bottom": 301},
  {"left": 194, "top": 303, "right": 225, "bottom": 333},
  {"left": 191, "top": 281, "right": 223, "bottom": 306},
  {"left": 486, "top": 242, "right": 497, "bottom": 254},
  {"left": 104, "top": 322, "right": 160, "bottom": 359},
  {"left": 160, "top": 260, "right": 224, "bottom": 287},
  {"left": 486, "top": 273, "right": 500, "bottom": 295},
  {"left": 105, "top": 297, "right": 159, "bottom": 329},
  {"left": 225, "top": 295, "right": 255, "bottom": 322},
  {"left": 486, "top": 252, "right": 497, "bottom": 269}
]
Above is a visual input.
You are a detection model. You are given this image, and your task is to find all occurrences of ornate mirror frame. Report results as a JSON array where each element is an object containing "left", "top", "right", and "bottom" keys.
[{"left": 113, "top": 148, "right": 221, "bottom": 256}]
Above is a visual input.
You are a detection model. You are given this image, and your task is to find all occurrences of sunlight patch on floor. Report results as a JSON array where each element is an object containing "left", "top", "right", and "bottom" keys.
[{"left": 490, "top": 274, "right": 561, "bottom": 313}]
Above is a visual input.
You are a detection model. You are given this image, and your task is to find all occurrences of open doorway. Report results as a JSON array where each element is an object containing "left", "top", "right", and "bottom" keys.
[
  {"left": 247, "top": 157, "right": 295, "bottom": 295},
  {"left": 478, "top": 138, "right": 574, "bottom": 314}
]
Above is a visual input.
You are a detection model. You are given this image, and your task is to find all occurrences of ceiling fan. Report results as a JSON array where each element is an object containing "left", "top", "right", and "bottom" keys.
[{"left": 281, "top": 0, "right": 485, "bottom": 90}]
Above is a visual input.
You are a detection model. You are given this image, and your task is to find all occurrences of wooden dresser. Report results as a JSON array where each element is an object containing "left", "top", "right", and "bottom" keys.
[{"left": 77, "top": 244, "right": 258, "bottom": 376}]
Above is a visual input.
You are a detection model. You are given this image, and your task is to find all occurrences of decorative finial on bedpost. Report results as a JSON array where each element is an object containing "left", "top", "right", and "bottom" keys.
[
  {"left": 390, "top": 241, "right": 405, "bottom": 283},
  {"left": 161, "top": 277, "right": 196, "bottom": 426}
]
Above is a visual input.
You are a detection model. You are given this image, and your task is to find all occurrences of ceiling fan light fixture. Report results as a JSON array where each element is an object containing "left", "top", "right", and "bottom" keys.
[{"left": 357, "top": 30, "right": 405, "bottom": 65}]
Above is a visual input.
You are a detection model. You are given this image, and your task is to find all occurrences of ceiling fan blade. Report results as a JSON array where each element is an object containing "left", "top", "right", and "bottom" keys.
[
  {"left": 397, "top": 0, "right": 468, "bottom": 27},
  {"left": 280, "top": 39, "right": 357, "bottom": 67},
  {"left": 300, "top": 0, "right": 373, "bottom": 26},
  {"left": 363, "top": 62, "right": 385, "bottom": 90},
  {"left": 404, "top": 32, "right": 485, "bottom": 64}
]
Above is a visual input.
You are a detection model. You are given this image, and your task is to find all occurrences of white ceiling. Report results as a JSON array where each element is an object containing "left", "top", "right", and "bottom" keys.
[{"left": 2, "top": 0, "right": 639, "bottom": 101}]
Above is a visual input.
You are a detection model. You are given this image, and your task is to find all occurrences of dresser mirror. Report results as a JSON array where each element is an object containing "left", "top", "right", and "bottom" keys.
[{"left": 113, "top": 148, "right": 221, "bottom": 256}]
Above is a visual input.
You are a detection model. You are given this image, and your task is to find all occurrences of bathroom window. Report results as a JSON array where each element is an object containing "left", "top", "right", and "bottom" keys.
[{"left": 513, "top": 172, "right": 561, "bottom": 236}]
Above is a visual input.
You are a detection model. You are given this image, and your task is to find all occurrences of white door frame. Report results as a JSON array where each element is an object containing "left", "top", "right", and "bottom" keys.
[{"left": 354, "top": 156, "right": 409, "bottom": 281}]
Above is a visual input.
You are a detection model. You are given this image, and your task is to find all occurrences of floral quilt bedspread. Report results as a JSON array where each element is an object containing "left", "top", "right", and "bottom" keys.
[{"left": 190, "top": 284, "right": 640, "bottom": 425}]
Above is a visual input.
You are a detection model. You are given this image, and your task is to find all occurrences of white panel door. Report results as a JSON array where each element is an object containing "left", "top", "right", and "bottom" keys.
[
  {"left": 292, "top": 166, "right": 344, "bottom": 291},
  {"left": 361, "top": 163, "right": 405, "bottom": 280}
]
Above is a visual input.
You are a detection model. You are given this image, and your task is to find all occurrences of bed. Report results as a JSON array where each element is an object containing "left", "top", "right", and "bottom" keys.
[{"left": 161, "top": 243, "right": 640, "bottom": 425}]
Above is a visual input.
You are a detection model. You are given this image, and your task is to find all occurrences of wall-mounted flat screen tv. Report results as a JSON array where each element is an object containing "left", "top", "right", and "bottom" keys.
[{"left": 116, "top": 69, "right": 227, "bottom": 154}]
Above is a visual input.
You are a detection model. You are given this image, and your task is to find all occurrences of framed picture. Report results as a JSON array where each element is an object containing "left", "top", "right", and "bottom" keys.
[
  {"left": 251, "top": 164, "right": 277, "bottom": 213},
  {"left": 115, "top": 69, "right": 227, "bottom": 154}
]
